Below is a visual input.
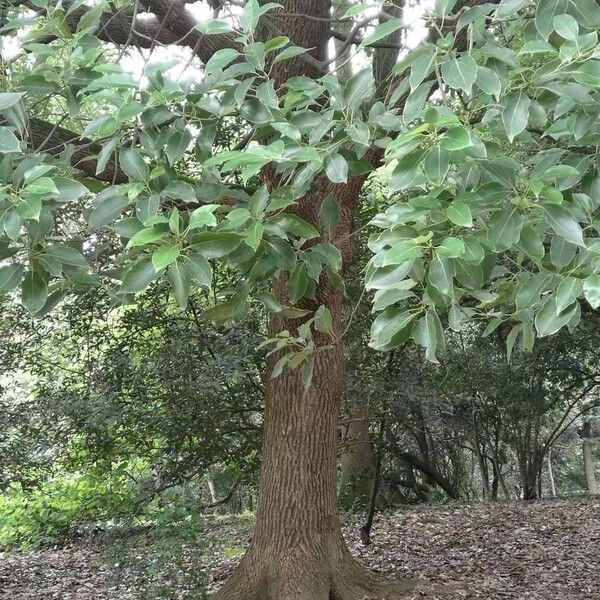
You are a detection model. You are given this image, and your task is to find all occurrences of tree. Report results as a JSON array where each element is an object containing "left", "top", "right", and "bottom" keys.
[
  {"left": 578, "top": 420, "right": 599, "bottom": 495},
  {"left": 1, "top": 0, "right": 600, "bottom": 598}
]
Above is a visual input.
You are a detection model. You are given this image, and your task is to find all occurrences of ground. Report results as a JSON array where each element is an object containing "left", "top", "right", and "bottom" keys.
[{"left": 1, "top": 498, "right": 598, "bottom": 599}]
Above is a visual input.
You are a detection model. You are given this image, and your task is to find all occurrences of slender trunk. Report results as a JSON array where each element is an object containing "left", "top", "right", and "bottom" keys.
[
  {"left": 471, "top": 397, "right": 490, "bottom": 499},
  {"left": 207, "top": 479, "right": 217, "bottom": 503},
  {"left": 490, "top": 459, "right": 499, "bottom": 501},
  {"left": 519, "top": 451, "right": 542, "bottom": 501},
  {"left": 579, "top": 421, "right": 599, "bottom": 495},
  {"left": 413, "top": 405, "right": 435, "bottom": 492},
  {"left": 547, "top": 449, "right": 556, "bottom": 498},
  {"left": 582, "top": 439, "right": 599, "bottom": 495},
  {"left": 339, "top": 403, "right": 376, "bottom": 510},
  {"left": 360, "top": 402, "right": 386, "bottom": 545}
]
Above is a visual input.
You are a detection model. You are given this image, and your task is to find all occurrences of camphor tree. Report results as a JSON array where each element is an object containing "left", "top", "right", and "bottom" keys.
[{"left": 1, "top": 0, "right": 600, "bottom": 597}]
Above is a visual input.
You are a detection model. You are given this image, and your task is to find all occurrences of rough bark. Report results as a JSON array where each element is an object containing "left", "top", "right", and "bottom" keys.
[{"left": 213, "top": 177, "right": 410, "bottom": 598}]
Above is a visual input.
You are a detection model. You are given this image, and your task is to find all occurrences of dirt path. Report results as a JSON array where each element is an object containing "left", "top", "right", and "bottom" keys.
[{"left": 1, "top": 497, "right": 598, "bottom": 599}]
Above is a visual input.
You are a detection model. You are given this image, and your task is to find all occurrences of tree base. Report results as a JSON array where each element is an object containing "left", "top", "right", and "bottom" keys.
[{"left": 211, "top": 549, "right": 414, "bottom": 600}]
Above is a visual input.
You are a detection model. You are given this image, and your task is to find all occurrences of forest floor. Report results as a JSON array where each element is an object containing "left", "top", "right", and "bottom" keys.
[{"left": 0, "top": 497, "right": 599, "bottom": 599}]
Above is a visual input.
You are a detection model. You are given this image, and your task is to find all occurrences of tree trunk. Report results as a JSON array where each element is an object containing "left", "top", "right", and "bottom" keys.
[
  {"left": 339, "top": 402, "right": 376, "bottom": 510},
  {"left": 213, "top": 4, "right": 410, "bottom": 595},
  {"left": 547, "top": 449, "right": 557, "bottom": 498},
  {"left": 213, "top": 285, "right": 408, "bottom": 598},
  {"left": 518, "top": 451, "right": 542, "bottom": 500},
  {"left": 579, "top": 421, "right": 599, "bottom": 495}
]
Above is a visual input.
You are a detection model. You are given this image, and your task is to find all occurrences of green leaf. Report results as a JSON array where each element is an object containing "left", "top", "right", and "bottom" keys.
[
  {"left": 239, "top": 0, "right": 281, "bottom": 31},
  {"left": 424, "top": 146, "right": 449, "bottom": 182},
  {"left": 202, "top": 300, "right": 239, "bottom": 322},
  {"left": 502, "top": 92, "right": 530, "bottom": 142},
  {"left": 541, "top": 203, "right": 585, "bottom": 247},
  {"left": 408, "top": 49, "right": 437, "bottom": 91},
  {"left": 372, "top": 286, "right": 414, "bottom": 312},
  {"left": 441, "top": 56, "right": 478, "bottom": 94},
  {"left": 163, "top": 180, "right": 196, "bottom": 202},
  {"left": 21, "top": 271, "right": 47, "bottom": 314},
  {"left": 152, "top": 245, "right": 180, "bottom": 271},
  {"left": 428, "top": 256, "right": 455, "bottom": 296},
  {"left": 121, "top": 257, "right": 160, "bottom": 293},
  {"left": 190, "top": 231, "right": 242, "bottom": 258},
  {"left": 440, "top": 127, "right": 472, "bottom": 151},
  {"left": 446, "top": 201, "right": 473, "bottom": 227},
  {"left": 195, "top": 18, "right": 232, "bottom": 34},
  {"left": 382, "top": 241, "right": 421, "bottom": 266},
  {"left": 436, "top": 236, "right": 465, "bottom": 258},
  {"left": 89, "top": 193, "right": 128, "bottom": 230},
  {"left": 126, "top": 227, "right": 165, "bottom": 248},
  {"left": 549, "top": 236, "right": 576, "bottom": 270},
  {"left": 536, "top": 0, "right": 568, "bottom": 39},
  {"left": 288, "top": 262, "right": 308, "bottom": 303},
  {"left": 273, "top": 45, "right": 308, "bottom": 64},
  {"left": 435, "top": 0, "right": 457, "bottom": 16},
  {"left": 488, "top": 208, "right": 523, "bottom": 251},
  {"left": 314, "top": 305, "right": 333, "bottom": 334},
  {"left": 515, "top": 275, "right": 549, "bottom": 311},
  {"left": 165, "top": 130, "right": 192, "bottom": 165},
  {"left": 343, "top": 69, "right": 374, "bottom": 116},
  {"left": 0, "top": 127, "right": 21, "bottom": 153},
  {"left": 240, "top": 99, "right": 272, "bottom": 125},
  {"left": 18, "top": 196, "right": 42, "bottom": 220},
  {"left": 46, "top": 244, "right": 88, "bottom": 267},
  {"left": 119, "top": 148, "right": 149, "bottom": 182},
  {"left": 189, "top": 204, "right": 219, "bottom": 229},
  {"left": 244, "top": 221, "right": 263, "bottom": 250},
  {"left": 361, "top": 19, "right": 404, "bottom": 47},
  {"left": 389, "top": 150, "right": 423, "bottom": 192},
  {"left": 167, "top": 261, "right": 191, "bottom": 308},
  {"left": 583, "top": 275, "right": 600, "bottom": 309},
  {"left": 535, "top": 296, "right": 578, "bottom": 337},
  {"left": 271, "top": 214, "right": 319, "bottom": 239},
  {"left": 324, "top": 153, "right": 348, "bottom": 184},
  {"left": 204, "top": 48, "right": 240, "bottom": 73},
  {"left": 370, "top": 308, "right": 416, "bottom": 351},
  {"left": 26, "top": 177, "right": 58, "bottom": 196},
  {"left": 518, "top": 225, "right": 545, "bottom": 260},
  {"left": 556, "top": 277, "right": 583, "bottom": 312},
  {"left": 476, "top": 66, "right": 502, "bottom": 99},
  {"left": 249, "top": 186, "right": 269, "bottom": 217},
  {"left": 412, "top": 309, "right": 442, "bottom": 363},
  {"left": 0, "top": 93, "right": 24, "bottom": 111},
  {"left": 553, "top": 13, "right": 579, "bottom": 39},
  {"left": 496, "top": 0, "right": 528, "bottom": 19},
  {"left": 54, "top": 178, "right": 88, "bottom": 202},
  {"left": 184, "top": 253, "right": 212, "bottom": 289},
  {"left": 3, "top": 210, "right": 21, "bottom": 240},
  {"left": 0, "top": 263, "right": 24, "bottom": 294},
  {"left": 302, "top": 359, "right": 314, "bottom": 389}
]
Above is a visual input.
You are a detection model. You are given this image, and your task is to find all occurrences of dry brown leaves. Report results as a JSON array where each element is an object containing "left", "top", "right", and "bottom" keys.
[{"left": 0, "top": 497, "right": 598, "bottom": 599}]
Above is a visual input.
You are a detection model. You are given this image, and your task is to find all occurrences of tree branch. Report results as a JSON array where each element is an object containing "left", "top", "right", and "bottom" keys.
[{"left": 27, "top": 117, "right": 126, "bottom": 183}]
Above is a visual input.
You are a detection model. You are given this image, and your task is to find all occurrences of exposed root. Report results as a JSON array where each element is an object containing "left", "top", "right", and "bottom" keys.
[{"left": 211, "top": 550, "right": 414, "bottom": 600}]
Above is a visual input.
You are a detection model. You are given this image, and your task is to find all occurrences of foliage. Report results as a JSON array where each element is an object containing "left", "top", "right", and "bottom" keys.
[
  {"left": 0, "top": 0, "right": 597, "bottom": 371},
  {"left": 0, "top": 467, "right": 135, "bottom": 549}
]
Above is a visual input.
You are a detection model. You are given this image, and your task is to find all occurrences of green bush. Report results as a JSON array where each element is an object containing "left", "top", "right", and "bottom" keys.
[{"left": 0, "top": 470, "right": 134, "bottom": 549}]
